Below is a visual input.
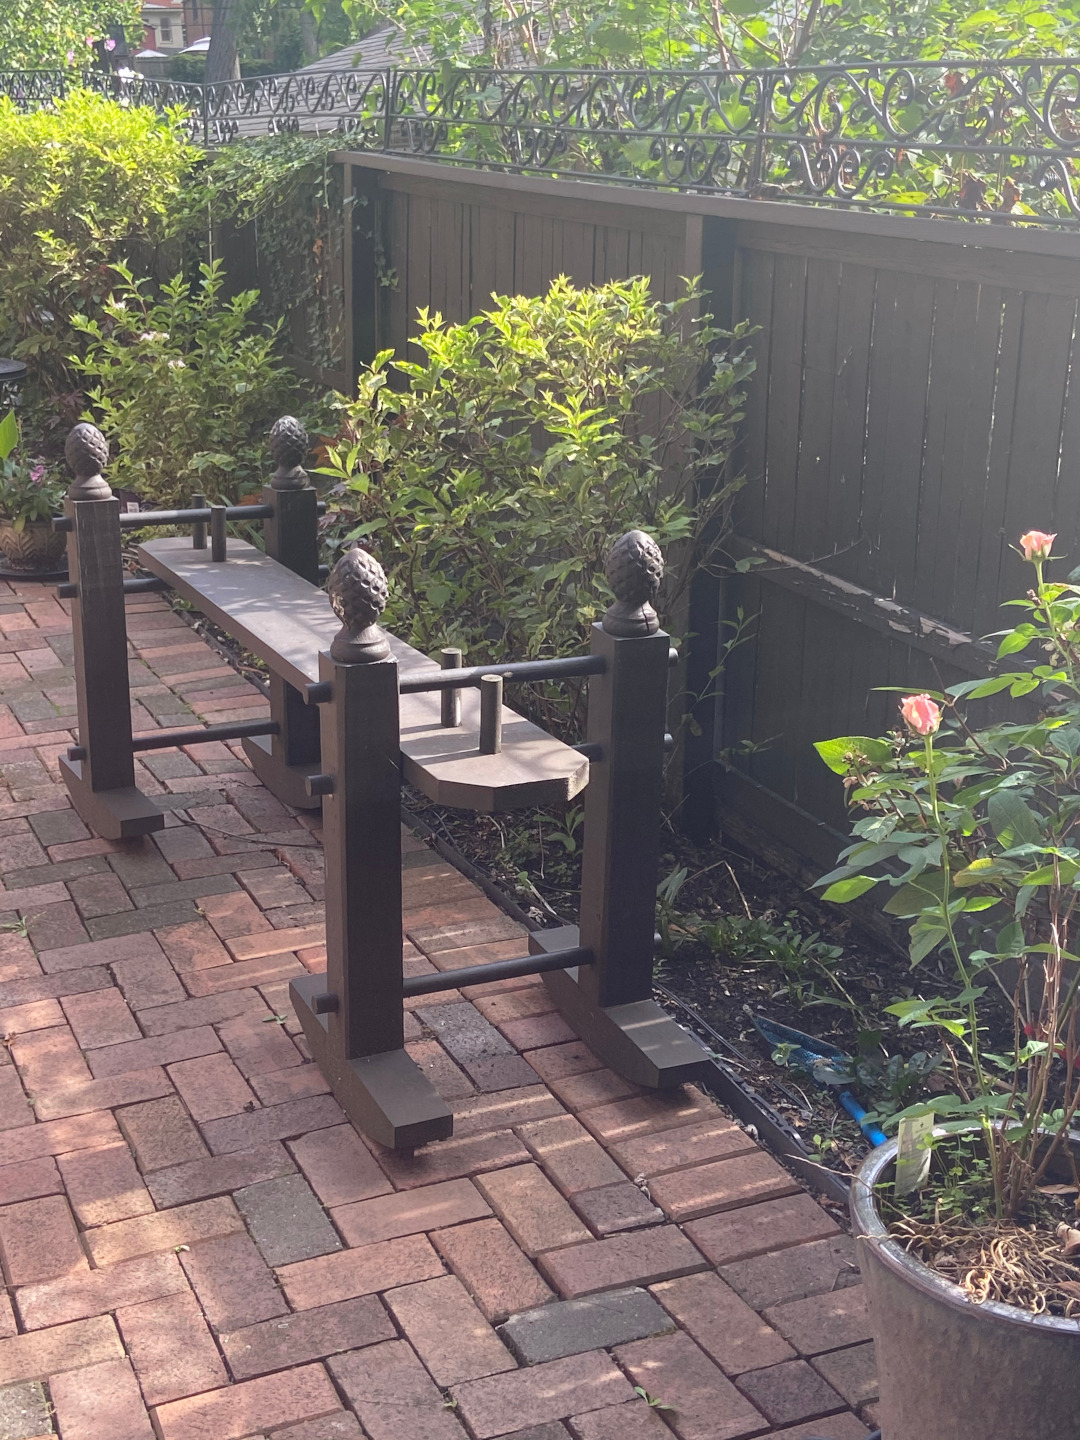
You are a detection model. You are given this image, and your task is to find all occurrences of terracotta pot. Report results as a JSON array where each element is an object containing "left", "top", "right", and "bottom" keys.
[
  {"left": 0, "top": 519, "right": 67, "bottom": 572},
  {"left": 851, "top": 1134, "right": 1080, "bottom": 1440}
]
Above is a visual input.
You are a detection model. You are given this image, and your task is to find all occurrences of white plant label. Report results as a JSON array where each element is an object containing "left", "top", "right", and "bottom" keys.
[{"left": 894, "top": 1112, "right": 934, "bottom": 1197}]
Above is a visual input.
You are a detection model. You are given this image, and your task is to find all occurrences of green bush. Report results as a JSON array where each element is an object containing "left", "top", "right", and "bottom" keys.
[
  {"left": 0, "top": 91, "right": 201, "bottom": 414},
  {"left": 72, "top": 262, "right": 298, "bottom": 507},
  {"left": 320, "top": 275, "right": 754, "bottom": 736}
]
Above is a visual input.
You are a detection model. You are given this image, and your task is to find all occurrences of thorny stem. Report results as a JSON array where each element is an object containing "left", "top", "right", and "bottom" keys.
[{"left": 922, "top": 729, "right": 1003, "bottom": 1214}]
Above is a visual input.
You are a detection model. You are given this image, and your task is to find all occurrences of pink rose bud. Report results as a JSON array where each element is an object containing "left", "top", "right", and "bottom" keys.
[
  {"left": 1019, "top": 530, "right": 1056, "bottom": 562},
  {"left": 901, "top": 693, "right": 941, "bottom": 736}
]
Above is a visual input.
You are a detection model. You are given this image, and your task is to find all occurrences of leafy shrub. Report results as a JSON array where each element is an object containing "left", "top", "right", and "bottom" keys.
[
  {"left": 0, "top": 91, "right": 201, "bottom": 412},
  {"left": 0, "top": 410, "right": 67, "bottom": 527},
  {"left": 72, "top": 262, "right": 298, "bottom": 506},
  {"left": 0, "top": 0, "right": 142, "bottom": 69},
  {"left": 320, "top": 275, "right": 753, "bottom": 736}
]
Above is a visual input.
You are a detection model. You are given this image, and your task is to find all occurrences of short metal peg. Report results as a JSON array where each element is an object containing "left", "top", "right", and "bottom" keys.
[
  {"left": 191, "top": 493, "right": 207, "bottom": 550},
  {"left": 210, "top": 505, "right": 227, "bottom": 562},
  {"left": 311, "top": 991, "right": 339, "bottom": 1014},
  {"left": 479, "top": 673, "right": 503, "bottom": 754},
  {"left": 305, "top": 681, "right": 333, "bottom": 705},
  {"left": 440, "top": 648, "right": 462, "bottom": 727},
  {"left": 305, "top": 773, "right": 335, "bottom": 797}
]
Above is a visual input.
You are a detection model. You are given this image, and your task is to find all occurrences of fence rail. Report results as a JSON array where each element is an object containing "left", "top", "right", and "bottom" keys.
[{"left": 6, "top": 59, "right": 1080, "bottom": 222}]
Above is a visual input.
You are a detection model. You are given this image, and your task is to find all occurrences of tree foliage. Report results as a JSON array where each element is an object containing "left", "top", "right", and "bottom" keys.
[
  {"left": 0, "top": 91, "right": 200, "bottom": 422},
  {"left": 0, "top": 0, "right": 142, "bottom": 69},
  {"left": 329, "top": 0, "right": 1080, "bottom": 69}
]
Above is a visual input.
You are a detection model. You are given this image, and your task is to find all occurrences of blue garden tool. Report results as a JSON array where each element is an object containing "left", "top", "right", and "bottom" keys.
[{"left": 753, "top": 1014, "right": 889, "bottom": 1147}]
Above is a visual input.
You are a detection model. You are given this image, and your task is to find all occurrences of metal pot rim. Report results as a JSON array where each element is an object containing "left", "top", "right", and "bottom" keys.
[{"left": 852, "top": 1135, "right": 1080, "bottom": 1335}]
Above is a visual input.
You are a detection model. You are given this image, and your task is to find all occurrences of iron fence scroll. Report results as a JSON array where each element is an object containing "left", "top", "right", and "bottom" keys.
[{"left": 5, "top": 58, "right": 1080, "bottom": 222}]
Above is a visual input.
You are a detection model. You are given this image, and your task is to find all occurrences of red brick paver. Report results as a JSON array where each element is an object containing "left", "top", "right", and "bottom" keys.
[{"left": 0, "top": 588, "right": 872, "bottom": 1438}]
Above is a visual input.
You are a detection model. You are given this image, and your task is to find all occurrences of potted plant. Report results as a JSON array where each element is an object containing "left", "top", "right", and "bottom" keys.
[
  {"left": 0, "top": 409, "right": 68, "bottom": 572},
  {"left": 816, "top": 530, "right": 1080, "bottom": 1440}
]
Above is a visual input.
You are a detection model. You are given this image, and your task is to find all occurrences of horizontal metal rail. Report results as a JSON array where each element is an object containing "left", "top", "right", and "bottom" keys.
[
  {"left": 401, "top": 945, "right": 593, "bottom": 997},
  {"left": 399, "top": 654, "right": 607, "bottom": 694},
  {"left": 57, "top": 576, "right": 168, "bottom": 599},
  {"left": 307, "top": 647, "right": 677, "bottom": 704},
  {"left": 53, "top": 502, "right": 327, "bottom": 534},
  {"left": 66, "top": 719, "right": 278, "bottom": 762}
]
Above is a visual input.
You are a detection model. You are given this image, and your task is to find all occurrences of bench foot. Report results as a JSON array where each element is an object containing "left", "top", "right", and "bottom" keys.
[
  {"left": 532, "top": 926, "right": 712, "bottom": 1089},
  {"left": 291, "top": 974, "right": 454, "bottom": 1149},
  {"left": 242, "top": 734, "right": 322, "bottom": 811},
  {"left": 60, "top": 757, "right": 166, "bottom": 840}
]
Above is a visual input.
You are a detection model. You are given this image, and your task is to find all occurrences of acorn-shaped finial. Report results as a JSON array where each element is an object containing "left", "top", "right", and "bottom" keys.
[
  {"left": 603, "top": 530, "right": 663, "bottom": 636},
  {"left": 327, "top": 545, "right": 391, "bottom": 662},
  {"left": 269, "top": 416, "right": 309, "bottom": 491},
  {"left": 64, "top": 423, "right": 112, "bottom": 501}
]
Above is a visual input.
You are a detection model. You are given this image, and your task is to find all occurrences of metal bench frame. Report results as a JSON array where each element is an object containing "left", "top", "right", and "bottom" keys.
[{"left": 55, "top": 419, "right": 712, "bottom": 1149}]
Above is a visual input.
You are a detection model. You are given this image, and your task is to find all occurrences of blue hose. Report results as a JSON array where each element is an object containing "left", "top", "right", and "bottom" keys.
[{"left": 839, "top": 1089, "right": 889, "bottom": 1147}]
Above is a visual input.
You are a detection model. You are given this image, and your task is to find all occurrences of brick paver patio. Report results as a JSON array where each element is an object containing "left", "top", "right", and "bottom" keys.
[{"left": 0, "top": 580, "right": 878, "bottom": 1440}]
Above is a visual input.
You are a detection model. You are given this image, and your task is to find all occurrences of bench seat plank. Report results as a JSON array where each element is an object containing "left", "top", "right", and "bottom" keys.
[{"left": 136, "top": 537, "right": 588, "bottom": 812}]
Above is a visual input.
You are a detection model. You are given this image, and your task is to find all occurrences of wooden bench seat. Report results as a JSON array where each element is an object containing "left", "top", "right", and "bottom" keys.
[{"left": 137, "top": 537, "right": 588, "bottom": 812}]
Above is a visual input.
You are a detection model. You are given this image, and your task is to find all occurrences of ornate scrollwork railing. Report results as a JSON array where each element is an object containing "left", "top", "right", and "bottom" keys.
[{"left": 6, "top": 59, "right": 1080, "bottom": 222}]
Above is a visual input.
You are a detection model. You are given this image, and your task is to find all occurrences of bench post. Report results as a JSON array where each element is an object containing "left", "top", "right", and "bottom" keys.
[
  {"left": 535, "top": 531, "right": 710, "bottom": 1088},
  {"left": 291, "top": 546, "right": 452, "bottom": 1150},
  {"left": 242, "top": 416, "right": 323, "bottom": 809},
  {"left": 58, "top": 424, "right": 164, "bottom": 840}
]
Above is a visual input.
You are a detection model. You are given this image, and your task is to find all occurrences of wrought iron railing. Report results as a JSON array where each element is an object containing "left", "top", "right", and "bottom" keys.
[{"left": 5, "top": 59, "right": 1080, "bottom": 223}]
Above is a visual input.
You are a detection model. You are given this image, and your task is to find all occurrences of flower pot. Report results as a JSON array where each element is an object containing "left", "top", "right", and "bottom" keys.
[
  {"left": 0, "top": 519, "right": 67, "bottom": 572},
  {"left": 851, "top": 1136, "right": 1080, "bottom": 1440}
]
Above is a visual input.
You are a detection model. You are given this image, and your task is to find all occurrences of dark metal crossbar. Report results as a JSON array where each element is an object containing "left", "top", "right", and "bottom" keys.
[
  {"left": 8, "top": 59, "right": 1080, "bottom": 222},
  {"left": 402, "top": 945, "right": 594, "bottom": 997},
  {"left": 65, "top": 718, "right": 279, "bottom": 761},
  {"left": 399, "top": 654, "right": 608, "bottom": 693},
  {"left": 56, "top": 576, "right": 168, "bottom": 598}
]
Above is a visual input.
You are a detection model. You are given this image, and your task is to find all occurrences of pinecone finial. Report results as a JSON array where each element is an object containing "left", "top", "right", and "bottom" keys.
[
  {"left": 64, "top": 423, "right": 112, "bottom": 501},
  {"left": 269, "top": 416, "right": 309, "bottom": 491},
  {"left": 603, "top": 530, "right": 664, "bottom": 636},
  {"left": 327, "top": 545, "right": 390, "bottom": 662}
]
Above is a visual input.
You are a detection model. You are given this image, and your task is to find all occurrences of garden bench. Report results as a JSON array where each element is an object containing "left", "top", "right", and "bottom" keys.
[
  {"left": 53, "top": 416, "right": 711, "bottom": 1150},
  {"left": 135, "top": 535, "right": 589, "bottom": 813}
]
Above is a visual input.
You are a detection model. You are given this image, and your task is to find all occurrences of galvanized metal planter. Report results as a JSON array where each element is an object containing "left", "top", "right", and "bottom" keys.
[{"left": 851, "top": 1137, "right": 1080, "bottom": 1440}]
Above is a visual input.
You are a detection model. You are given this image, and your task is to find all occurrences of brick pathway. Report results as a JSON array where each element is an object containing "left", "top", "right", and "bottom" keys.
[{"left": 0, "top": 580, "right": 878, "bottom": 1440}]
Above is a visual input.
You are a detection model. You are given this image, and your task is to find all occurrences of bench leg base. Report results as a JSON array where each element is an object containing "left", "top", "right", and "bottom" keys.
[
  {"left": 532, "top": 926, "right": 712, "bottom": 1089},
  {"left": 242, "top": 734, "right": 321, "bottom": 811},
  {"left": 290, "top": 974, "right": 454, "bottom": 1150},
  {"left": 60, "top": 757, "right": 166, "bottom": 840}
]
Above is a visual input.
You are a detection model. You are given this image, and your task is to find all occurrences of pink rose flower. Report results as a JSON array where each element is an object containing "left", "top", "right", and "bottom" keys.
[
  {"left": 1019, "top": 530, "right": 1056, "bottom": 562},
  {"left": 901, "top": 693, "right": 941, "bottom": 736}
]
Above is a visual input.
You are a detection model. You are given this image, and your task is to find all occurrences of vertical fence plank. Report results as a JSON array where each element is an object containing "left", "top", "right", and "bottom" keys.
[
  {"left": 760, "top": 251, "right": 807, "bottom": 555},
  {"left": 917, "top": 281, "right": 1000, "bottom": 632},
  {"left": 971, "top": 290, "right": 1025, "bottom": 634},
  {"left": 792, "top": 259, "right": 842, "bottom": 561},
  {"left": 818, "top": 261, "right": 876, "bottom": 588}
]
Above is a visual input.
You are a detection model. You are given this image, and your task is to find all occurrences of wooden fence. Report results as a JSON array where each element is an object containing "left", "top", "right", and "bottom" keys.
[{"left": 227, "top": 152, "right": 1080, "bottom": 872}]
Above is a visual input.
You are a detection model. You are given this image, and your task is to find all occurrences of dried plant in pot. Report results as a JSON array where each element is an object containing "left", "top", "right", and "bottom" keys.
[
  {"left": 0, "top": 409, "right": 67, "bottom": 571},
  {"left": 817, "top": 531, "right": 1080, "bottom": 1440}
]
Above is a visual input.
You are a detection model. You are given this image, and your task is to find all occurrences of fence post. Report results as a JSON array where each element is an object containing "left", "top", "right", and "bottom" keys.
[
  {"left": 290, "top": 546, "right": 452, "bottom": 1149},
  {"left": 242, "top": 416, "right": 323, "bottom": 808},
  {"left": 58, "top": 424, "right": 164, "bottom": 839},
  {"left": 536, "top": 531, "right": 710, "bottom": 1087}
]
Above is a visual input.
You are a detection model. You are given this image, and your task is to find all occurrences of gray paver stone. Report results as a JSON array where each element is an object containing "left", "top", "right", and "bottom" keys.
[
  {"left": 497, "top": 1286, "right": 674, "bottom": 1365},
  {"left": 416, "top": 1001, "right": 514, "bottom": 1063},
  {"left": 0, "top": 1380, "right": 54, "bottom": 1439},
  {"left": 235, "top": 1172, "right": 342, "bottom": 1266}
]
